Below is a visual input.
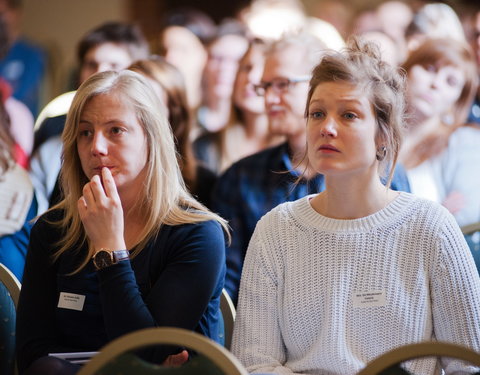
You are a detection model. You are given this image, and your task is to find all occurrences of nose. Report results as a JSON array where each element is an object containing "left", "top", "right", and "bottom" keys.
[
  {"left": 320, "top": 116, "right": 337, "bottom": 137},
  {"left": 91, "top": 132, "right": 108, "bottom": 156},
  {"left": 264, "top": 87, "right": 281, "bottom": 106}
]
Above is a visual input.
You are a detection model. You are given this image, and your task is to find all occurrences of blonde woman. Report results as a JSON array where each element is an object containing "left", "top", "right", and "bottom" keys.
[{"left": 16, "top": 70, "right": 227, "bottom": 375}]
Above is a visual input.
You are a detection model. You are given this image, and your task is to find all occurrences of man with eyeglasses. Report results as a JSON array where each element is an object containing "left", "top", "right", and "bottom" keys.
[
  {"left": 212, "top": 33, "right": 327, "bottom": 305},
  {"left": 212, "top": 33, "right": 411, "bottom": 305}
]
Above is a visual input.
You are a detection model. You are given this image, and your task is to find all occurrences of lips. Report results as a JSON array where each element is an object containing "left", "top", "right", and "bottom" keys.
[{"left": 318, "top": 144, "right": 340, "bottom": 152}]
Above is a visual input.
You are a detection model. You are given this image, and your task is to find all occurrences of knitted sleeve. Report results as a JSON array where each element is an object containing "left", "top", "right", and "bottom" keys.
[
  {"left": 232, "top": 214, "right": 304, "bottom": 375},
  {"left": 430, "top": 210, "right": 480, "bottom": 373}
]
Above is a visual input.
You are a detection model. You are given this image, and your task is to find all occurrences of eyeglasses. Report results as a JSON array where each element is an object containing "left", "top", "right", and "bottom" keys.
[{"left": 253, "top": 76, "right": 310, "bottom": 96}]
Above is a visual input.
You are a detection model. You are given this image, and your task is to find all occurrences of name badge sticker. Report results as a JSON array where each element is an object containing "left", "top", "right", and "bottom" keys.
[
  {"left": 58, "top": 292, "right": 86, "bottom": 311},
  {"left": 353, "top": 290, "right": 386, "bottom": 308}
]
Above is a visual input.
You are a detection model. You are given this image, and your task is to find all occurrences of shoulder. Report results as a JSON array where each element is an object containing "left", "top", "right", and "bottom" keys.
[
  {"left": 162, "top": 219, "right": 225, "bottom": 245},
  {"left": 216, "top": 142, "right": 288, "bottom": 185},
  {"left": 255, "top": 197, "right": 308, "bottom": 233}
]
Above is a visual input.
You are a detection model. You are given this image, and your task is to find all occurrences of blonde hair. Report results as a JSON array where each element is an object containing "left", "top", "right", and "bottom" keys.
[{"left": 52, "top": 70, "right": 228, "bottom": 271}]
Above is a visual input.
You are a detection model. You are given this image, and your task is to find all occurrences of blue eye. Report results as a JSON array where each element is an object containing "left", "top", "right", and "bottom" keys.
[
  {"left": 309, "top": 111, "right": 324, "bottom": 119},
  {"left": 111, "top": 127, "right": 124, "bottom": 135},
  {"left": 78, "top": 130, "right": 92, "bottom": 137},
  {"left": 343, "top": 112, "right": 357, "bottom": 120}
]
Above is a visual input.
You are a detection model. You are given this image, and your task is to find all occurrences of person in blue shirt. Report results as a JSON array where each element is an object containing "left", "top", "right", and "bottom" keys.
[
  {"left": 212, "top": 32, "right": 411, "bottom": 305},
  {"left": 0, "top": 0, "right": 46, "bottom": 116},
  {"left": 16, "top": 70, "right": 227, "bottom": 375}
]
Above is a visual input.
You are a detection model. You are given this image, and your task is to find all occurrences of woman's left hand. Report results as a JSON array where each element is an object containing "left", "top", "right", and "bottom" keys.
[{"left": 78, "top": 167, "right": 126, "bottom": 251}]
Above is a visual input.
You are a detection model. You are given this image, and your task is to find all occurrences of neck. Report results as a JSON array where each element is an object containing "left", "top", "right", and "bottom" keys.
[
  {"left": 243, "top": 111, "right": 269, "bottom": 139},
  {"left": 400, "top": 115, "right": 442, "bottom": 169},
  {"left": 311, "top": 169, "right": 397, "bottom": 219}
]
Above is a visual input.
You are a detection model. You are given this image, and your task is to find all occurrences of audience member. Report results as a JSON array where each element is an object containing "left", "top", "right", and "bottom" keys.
[
  {"left": 0, "top": 0, "right": 46, "bottom": 116},
  {"left": 194, "top": 38, "right": 283, "bottom": 174},
  {"left": 30, "top": 21, "right": 149, "bottom": 215},
  {"left": 0, "top": 10, "right": 35, "bottom": 281},
  {"left": 128, "top": 57, "right": 216, "bottom": 207},
  {"left": 399, "top": 38, "right": 479, "bottom": 226},
  {"left": 0, "top": 73, "right": 35, "bottom": 282},
  {"left": 405, "top": 2, "right": 467, "bottom": 53},
  {"left": 16, "top": 70, "right": 227, "bottom": 375},
  {"left": 462, "top": 8, "right": 480, "bottom": 124},
  {"left": 213, "top": 32, "right": 411, "bottom": 304},
  {"left": 232, "top": 37, "right": 480, "bottom": 374},
  {"left": 198, "top": 20, "right": 248, "bottom": 133}
]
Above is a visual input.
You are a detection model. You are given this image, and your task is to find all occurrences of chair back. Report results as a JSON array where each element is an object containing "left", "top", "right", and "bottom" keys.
[
  {"left": 77, "top": 327, "right": 248, "bottom": 375},
  {"left": 0, "top": 263, "right": 21, "bottom": 375},
  {"left": 220, "top": 289, "right": 236, "bottom": 350},
  {"left": 357, "top": 341, "right": 480, "bottom": 375}
]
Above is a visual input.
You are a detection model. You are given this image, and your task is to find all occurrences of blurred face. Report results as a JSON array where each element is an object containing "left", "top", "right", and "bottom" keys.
[
  {"left": 407, "top": 63, "right": 465, "bottom": 119},
  {"left": 79, "top": 43, "right": 133, "bottom": 85},
  {"left": 162, "top": 26, "right": 207, "bottom": 80},
  {"left": 204, "top": 34, "right": 248, "bottom": 99},
  {"left": 475, "top": 12, "right": 480, "bottom": 65},
  {"left": 232, "top": 46, "right": 265, "bottom": 114},
  {"left": 77, "top": 92, "right": 148, "bottom": 195},
  {"left": 261, "top": 46, "right": 310, "bottom": 137},
  {"left": 307, "top": 81, "right": 379, "bottom": 177}
]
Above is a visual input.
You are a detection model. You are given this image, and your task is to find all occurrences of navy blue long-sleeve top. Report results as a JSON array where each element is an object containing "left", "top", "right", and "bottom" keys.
[{"left": 16, "top": 209, "right": 226, "bottom": 372}]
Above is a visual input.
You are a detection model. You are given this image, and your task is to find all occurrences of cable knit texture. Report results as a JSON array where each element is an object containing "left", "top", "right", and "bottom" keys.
[{"left": 232, "top": 192, "right": 480, "bottom": 375}]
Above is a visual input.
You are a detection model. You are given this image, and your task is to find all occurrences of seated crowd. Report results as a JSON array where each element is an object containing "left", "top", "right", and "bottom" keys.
[{"left": 1, "top": 0, "right": 480, "bottom": 374}]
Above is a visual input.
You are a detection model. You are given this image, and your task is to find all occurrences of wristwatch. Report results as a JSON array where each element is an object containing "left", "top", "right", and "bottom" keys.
[{"left": 92, "top": 249, "right": 129, "bottom": 270}]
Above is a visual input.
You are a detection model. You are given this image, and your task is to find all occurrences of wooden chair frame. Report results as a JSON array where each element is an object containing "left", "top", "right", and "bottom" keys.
[
  {"left": 220, "top": 289, "right": 236, "bottom": 350},
  {"left": 0, "top": 263, "right": 20, "bottom": 309},
  {"left": 78, "top": 327, "right": 248, "bottom": 375},
  {"left": 357, "top": 341, "right": 480, "bottom": 375}
]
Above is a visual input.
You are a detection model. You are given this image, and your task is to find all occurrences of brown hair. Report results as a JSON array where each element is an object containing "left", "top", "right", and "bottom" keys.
[
  {"left": 402, "top": 38, "right": 478, "bottom": 127},
  {"left": 306, "top": 37, "right": 407, "bottom": 185},
  {"left": 128, "top": 57, "right": 197, "bottom": 191}
]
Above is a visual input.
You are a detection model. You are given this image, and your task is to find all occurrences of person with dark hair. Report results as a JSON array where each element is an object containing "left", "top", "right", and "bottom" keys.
[
  {"left": 232, "top": 38, "right": 480, "bottom": 375},
  {"left": 30, "top": 21, "right": 149, "bottom": 215},
  {"left": 128, "top": 56, "right": 216, "bottom": 208}
]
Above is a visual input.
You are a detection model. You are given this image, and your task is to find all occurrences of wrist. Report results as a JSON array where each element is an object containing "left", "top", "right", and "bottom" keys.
[{"left": 92, "top": 248, "right": 129, "bottom": 270}]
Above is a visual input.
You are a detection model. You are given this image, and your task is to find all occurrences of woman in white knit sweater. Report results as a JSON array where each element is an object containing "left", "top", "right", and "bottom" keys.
[{"left": 231, "top": 38, "right": 480, "bottom": 375}]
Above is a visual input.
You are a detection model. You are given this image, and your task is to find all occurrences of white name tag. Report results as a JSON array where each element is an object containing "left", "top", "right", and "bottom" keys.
[
  {"left": 353, "top": 290, "right": 386, "bottom": 308},
  {"left": 58, "top": 292, "right": 86, "bottom": 311}
]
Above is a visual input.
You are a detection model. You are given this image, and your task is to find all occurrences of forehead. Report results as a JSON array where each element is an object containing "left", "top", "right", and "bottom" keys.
[
  {"left": 84, "top": 42, "right": 131, "bottom": 62},
  {"left": 263, "top": 45, "right": 310, "bottom": 78},
  {"left": 311, "top": 81, "right": 373, "bottom": 107}
]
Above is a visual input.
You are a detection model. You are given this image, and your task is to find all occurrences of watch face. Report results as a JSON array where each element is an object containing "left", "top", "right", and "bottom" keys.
[{"left": 94, "top": 251, "right": 113, "bottom": 269}]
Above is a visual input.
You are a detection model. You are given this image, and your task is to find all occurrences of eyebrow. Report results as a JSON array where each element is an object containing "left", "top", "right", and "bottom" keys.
[{"left": 309, "top": 98, "right": 364, "bottom": 106}]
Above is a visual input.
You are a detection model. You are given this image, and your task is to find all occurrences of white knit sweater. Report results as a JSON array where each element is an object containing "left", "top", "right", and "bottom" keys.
[{"left": 232, "top": 193, "right": 480, "bottom": 375}]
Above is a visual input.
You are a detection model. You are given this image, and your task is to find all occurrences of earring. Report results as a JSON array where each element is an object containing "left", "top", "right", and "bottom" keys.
[{"left": 376, "top": 146, "right": 386, "bottom": 161}]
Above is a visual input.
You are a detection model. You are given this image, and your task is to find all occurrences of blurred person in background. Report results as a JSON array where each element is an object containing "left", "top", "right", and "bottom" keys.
[
  {"left": 29, "top": 21, "right": 149, "bottom": 216},
  {"left": 128, "top": 57, "right": 216, "bottom": 208},
  {"left": 399, "top": 38, "right": 479, "bottom": 227},
  {"left": 462, "top": 7, "right": 480, "bottom": 124},
  {"left": 405, "top": 3, "right": 467, "bottom": 53},
  {"left": 0, "top": 13, "right": 36, "bottom": 281},
  {"left": 198, "top": 20, "right": 249, "bottom": 133},
  {"left": 194, "top": 38, "right": 283, "bottom": 174},
  {"left": 0, "top": 0, "right": 46, "bottom": 116},
  {"left": 159, "top": 7, "right": 216, "bottom": 111}
]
